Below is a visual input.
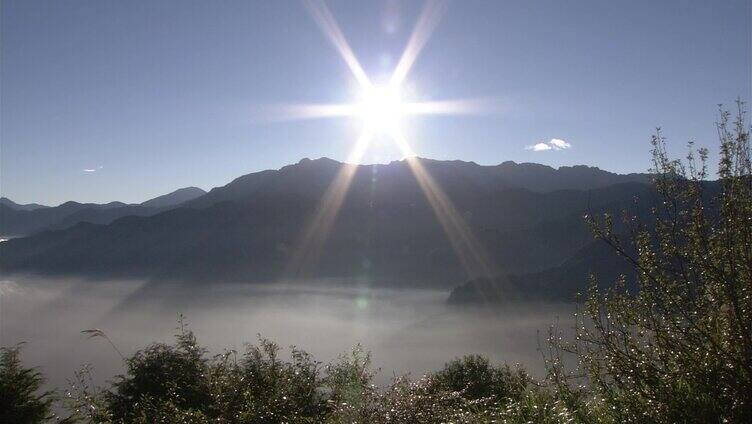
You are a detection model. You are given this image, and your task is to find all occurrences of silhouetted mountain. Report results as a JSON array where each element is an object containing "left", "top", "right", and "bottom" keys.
[
  {"left": 141, "top": 187, "right": 206, "bottom": 209},
  {"left": 45, "top": 205, "right": 157, "bottom": 231},
  {"left": 1, "top": 201, "right": 102, "bottom": 236},
  {"left": 0, "top": 158, "right": 658, "bottom": 288},
  {"left": 0, "top": 187, "right": 205, "bottom": 237},
  {"left": 0, "top": 197, "right": 49, "bottom": 211},
  {"left": 185, "top": 158, "right": 650, "bottom": 209}
]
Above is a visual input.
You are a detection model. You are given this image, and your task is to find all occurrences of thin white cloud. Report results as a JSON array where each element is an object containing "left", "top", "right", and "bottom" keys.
[
  {"left": 82, "top": 166, "right": 104, "bottom": 173},
  {"left": 526, "top": 138, "right": 572, "bottom": 152},
  {"left": 527, "top": 142, "right": 552, "bottom": 151},
  {"left": 549, "top": 138, "right": 571, "bottom": 150}
]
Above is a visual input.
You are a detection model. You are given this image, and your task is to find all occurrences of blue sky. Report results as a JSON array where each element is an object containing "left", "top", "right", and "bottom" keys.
[{"left": 2, "top": 0, "right": 750, "bottom": 205}]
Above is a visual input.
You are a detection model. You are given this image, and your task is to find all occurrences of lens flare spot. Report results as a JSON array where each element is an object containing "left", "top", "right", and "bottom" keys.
[{"left": 355, "top": 297, "right": 369, "bottom": 310}]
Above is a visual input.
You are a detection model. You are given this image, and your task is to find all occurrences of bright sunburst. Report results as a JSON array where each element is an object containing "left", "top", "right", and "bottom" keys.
[
  {"left": 258, "top": 0, "right": 495, "bottom": 158},
  {"left": 284, "top": 0, "right": 498, "bottom": 281},
  {"left": 357, "top": 85, "right": 404, "bottom": 133}
]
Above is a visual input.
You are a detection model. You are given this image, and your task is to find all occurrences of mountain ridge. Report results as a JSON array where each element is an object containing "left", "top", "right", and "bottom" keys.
[
  {"left": 0, "top": 186, "right": 207, "bottom": 237},
  {"left": 0, "top": 197, "right": 50, "bottom": 211},
  {"left": 0, "top": 157, "right": 659, "bottom": 291},
  {"left": 185, "top": 157, "right": 651, "bottom": 209}
]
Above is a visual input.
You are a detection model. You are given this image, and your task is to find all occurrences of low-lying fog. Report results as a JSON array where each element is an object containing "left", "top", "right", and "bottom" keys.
[{"left": 1, "top": 276, "right": 574, "bottom": 395}]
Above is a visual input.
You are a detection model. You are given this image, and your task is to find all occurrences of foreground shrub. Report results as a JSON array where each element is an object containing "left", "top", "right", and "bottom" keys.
[
  {"left": 66, "top": 325, "right": 328, "bottom": 423},
  {"left": 64, "top": 329, "right": 539, "bottom": 423},
  {"left": 104, "top": 325, "right": 212, "bottom": 422},
  {"left": 550, "top": 102, "right": 752, "bottom": 423},
  {"left": 0, "top": 345, "right": 54, "bottom": 424},
  {"left": 216, "top": 338, "right": 325, "bottom": 422}
]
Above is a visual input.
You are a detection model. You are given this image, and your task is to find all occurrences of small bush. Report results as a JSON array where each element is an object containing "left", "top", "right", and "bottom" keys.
[{"left": 429, "top": 354, "right": 530, "bottom": 401}]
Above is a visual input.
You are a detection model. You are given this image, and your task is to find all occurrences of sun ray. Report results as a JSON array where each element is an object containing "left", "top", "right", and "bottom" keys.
[
  {"left": 402, "top": 98, "right": 500, "bottom": 116},
  {"left": 303, "top": 0, "right": 372, "bottom": 89},
  {"left": 389, "top": 0, "right": 449, "bottom": 87},
  {"left": 392, "top": 131, "right": 497, "bottom": 280},
  {"left": 285, "top": 130, "right": 373, "bottom": 278},
  {"left": 251, "top": 102, "right": 358, "bottom": 123}
]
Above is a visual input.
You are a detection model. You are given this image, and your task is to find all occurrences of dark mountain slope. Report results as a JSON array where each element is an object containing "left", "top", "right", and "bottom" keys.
[
  {"left": 447, "top": 238, "right": 637, "bottom": 304},
  {"left": 447, "top": 179, "right": 723, "bottom": 304},
  {"left": 46, "top": 205, "right": 158, "bottom": 231}
]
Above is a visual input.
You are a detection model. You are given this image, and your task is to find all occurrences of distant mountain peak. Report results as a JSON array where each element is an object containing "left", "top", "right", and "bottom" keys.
[
  {"left": 416, "top": 157, "right": 480, "bottom": 166},
  {"left": 59, "top": 201, "right": 84, "bottom": 208},
  {"left": 141, "top": 187, "right": 207, "bottom": 209},
  {"left": 498, "top": 161, "right": 555, "bottom": 170},
  {"left": 0, "top": 197, "right": 49, "bottom": 211}
]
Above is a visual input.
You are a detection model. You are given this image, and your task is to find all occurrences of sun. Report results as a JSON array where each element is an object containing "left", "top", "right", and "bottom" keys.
[{"left": 357, "top": 85, "right": 403, "bottom": 132}]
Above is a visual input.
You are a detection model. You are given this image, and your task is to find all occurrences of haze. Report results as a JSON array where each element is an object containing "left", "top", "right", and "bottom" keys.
[{"left": 1, "top": 276, "right": 571, "bottom": 392}]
